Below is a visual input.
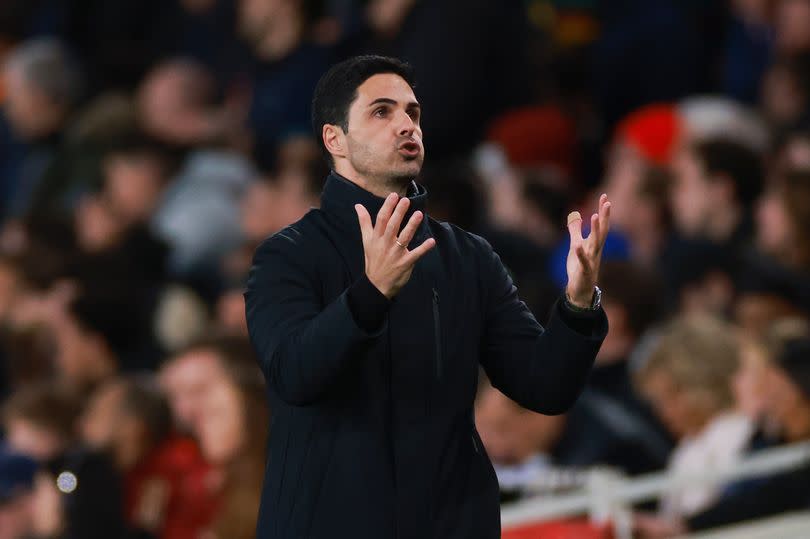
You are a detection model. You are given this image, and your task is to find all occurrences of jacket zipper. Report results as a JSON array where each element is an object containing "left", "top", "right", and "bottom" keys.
[{"left": 432, "top": 288, "right": 442, "bottom": 379}]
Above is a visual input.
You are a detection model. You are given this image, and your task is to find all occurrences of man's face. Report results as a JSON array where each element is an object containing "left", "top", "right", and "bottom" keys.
[
  {"left": 339, "top": 73, "right": 424, "bottom": 188},
  {"left": 2, "top": 66, "right": 55, "bottom": 140},
  {"left": 159, "top": 350, "right": 227, "bottom": 433},
  {"left": 671, "top": 148, "right": 712, "bottom": 236}
]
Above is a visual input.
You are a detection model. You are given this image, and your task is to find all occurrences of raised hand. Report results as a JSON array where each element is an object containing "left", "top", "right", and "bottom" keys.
[
  {"left": 565, "top": 193, "right": 611, "bottom": 308},
  {"left": 355, "top": 193, "right": 436, "bottom": 299}
]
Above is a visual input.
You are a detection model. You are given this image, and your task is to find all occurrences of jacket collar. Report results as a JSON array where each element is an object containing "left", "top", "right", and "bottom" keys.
[{"left": 320, "top": 171, "right": 428, "bottom": 228}]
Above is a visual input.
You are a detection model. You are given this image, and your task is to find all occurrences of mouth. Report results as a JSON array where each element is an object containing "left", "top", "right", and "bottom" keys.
[{"left": 398, "top": 141, "right": 421, "bottom": 159}]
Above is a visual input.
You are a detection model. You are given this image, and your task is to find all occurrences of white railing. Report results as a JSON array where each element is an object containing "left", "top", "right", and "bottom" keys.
[{"left": 500, "top": 440, "right": 810, "bottom": 539}]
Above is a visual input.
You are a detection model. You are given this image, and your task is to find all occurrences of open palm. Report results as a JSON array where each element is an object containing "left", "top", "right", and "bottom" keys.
[{"left": 565, "top": 193, "right": 611, "bottom": 307}]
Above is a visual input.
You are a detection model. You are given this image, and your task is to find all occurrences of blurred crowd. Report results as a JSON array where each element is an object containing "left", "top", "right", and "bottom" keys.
[{"left": 1, "top": 0, "right": 810, "bottom": 538}]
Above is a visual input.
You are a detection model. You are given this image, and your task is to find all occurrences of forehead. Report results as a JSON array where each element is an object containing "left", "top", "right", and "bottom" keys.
[{"left": 353, "top": 73, "right": 417, "bottom": 105}]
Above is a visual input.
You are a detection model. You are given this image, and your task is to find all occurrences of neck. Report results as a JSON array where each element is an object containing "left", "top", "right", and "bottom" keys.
[{"left": 333, "top": 165, "right": 410, "bottom": 198}]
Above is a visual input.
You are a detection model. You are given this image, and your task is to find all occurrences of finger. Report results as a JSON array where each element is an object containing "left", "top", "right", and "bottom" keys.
[
  {"left": 598, "top": 200, "right": 611, "bottom": 246},
  {"left": 397, "top": 210, "right": 423, "bottom": 247},
  {"left": 589, "top": 212, "right": 599, "bottom": 246},
  {"left": 375, "top": 193, "right": 400, "bottom": 236},
  {"left": 404, "top": 237, "right": 436, "bottom": 263},
  {"left": 567, "top": 211, "right": 583, "bottom": 245},
  {"left": 355, "top": 204, "right": 372, "bottom": 244},
  {"left": 384, "top": 197, "right": 411, "bottom": 239},
  {"left": 575, "top": 244, "right": 591, "bottom": 274}
]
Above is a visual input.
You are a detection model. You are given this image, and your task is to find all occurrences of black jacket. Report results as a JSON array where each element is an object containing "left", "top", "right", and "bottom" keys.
[{"left": 244, "top": 173, "right": 608, "bottom": 539}]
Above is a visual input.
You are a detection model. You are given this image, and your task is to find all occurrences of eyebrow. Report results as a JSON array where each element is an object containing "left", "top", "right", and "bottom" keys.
[{"left": 368, "top": 98, "right": 421, "bottom": 111}]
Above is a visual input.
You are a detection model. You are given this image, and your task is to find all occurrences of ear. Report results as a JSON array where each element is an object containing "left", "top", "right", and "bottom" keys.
[{"left": 322, "top": 124, "right": 346, "bottom": 160}]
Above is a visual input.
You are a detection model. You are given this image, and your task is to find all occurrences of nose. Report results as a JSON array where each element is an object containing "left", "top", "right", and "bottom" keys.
[{"left": 396, "top": 110, "right": 416, "bottom": 138}]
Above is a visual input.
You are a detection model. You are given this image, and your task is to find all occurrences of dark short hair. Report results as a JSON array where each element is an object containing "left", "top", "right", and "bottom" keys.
[
  {"left": 692, "top": 137, "right": 763, "bottom": 207},
  {"left": 311, "top": 55, "right": 416, "bottom": 164},
  {"left": 3, "top": 382, "right": 82, "bottom": 444}
]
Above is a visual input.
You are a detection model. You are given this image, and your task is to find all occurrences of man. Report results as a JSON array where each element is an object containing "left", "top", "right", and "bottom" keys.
[
  {"left": 1, "top": 38, "right": 84, "bottom": 219},
  {"left": 244, "top": 55, "right": 610, "bottom": 539}
]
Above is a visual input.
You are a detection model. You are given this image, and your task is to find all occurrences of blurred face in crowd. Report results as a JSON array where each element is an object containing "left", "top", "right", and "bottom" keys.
[
  {"left": 735, "top": 293, "right": 803, "bottom": 336},
  {"left": 1, "top": 64, "right": 64, "bottom": 140},
  {"left": 160, "top": 349, "right": 227, "bottom": 433},
  {"left": 732, "top": 339, "right": 771, "bottom": 420},
  {"left": 104, "top": 152, "right": 167, "bottom": 225},
  {"left": 775, "top": 0, "right": 810, "bottom": 53},
  {"left": 640, "top": 370, "right": 716, "bottom": 439},
  {"left": 241, "top": 181, "right": 281, "bottom": 241},
  {"left": 138, "top": 63, "right": 213, "bottom": 145},
  {"left": 49, "top": 309, "right": 114, "bottom": 391},
  {"left": 603, "top": 143, "right": 645, "bottom": 232},
  {"left": 239, "top": 0, "right": 286, "bottom": 43},
  {"left": 74, "top": 195, "right": 126, "bottom": 253},
  {"left": 475, "top": 387, "right": 564, "bottom": 465},
  {"left": 756, "top": 187, "right": 792, "bottom": 258},
  {"left": 81, "top": 381, "right": 154, "bottom": 471},
  {"left": 761, "top": 63, "right": 807, "bottom": 126},
  {"left": 327, "top": 73, "right": 423, "bottom": 192},
  {"left": 5, "top": 419, "right": 65, "bottom": 462},
  {"left": 216, "top": 291, "right": 249, "bottom": 336},
  {"left": 764, "top": 364, "right": 810, "bottom": 438},
  {"left": 241, "top": 171, "right": 317, "bottom": 241},
  {"left": 196, "top": 380, "right": 245, "bottom": 464},
  {"left": 670, "top": 148, "right": 714, "bottom": 236}
]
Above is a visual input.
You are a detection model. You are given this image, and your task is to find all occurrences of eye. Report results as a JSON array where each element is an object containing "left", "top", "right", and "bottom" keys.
[
  {"left": 374, "top": 107, "right": 388, "bottom": 118},
  {"left": 408, "top": 109, "right": 420, "bottom": 122}
]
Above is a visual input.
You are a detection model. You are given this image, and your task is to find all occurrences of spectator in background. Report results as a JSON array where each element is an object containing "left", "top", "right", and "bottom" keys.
[
  {"left": 760, "top": 55, "right": 810, "bottom": 135},
  {"left": 755, "top": 168, "right": 810, "bottom": 274},
  {"left": 239, "top": 0, "right": 331, "bottom": 156},
  {"left": 773, "top": 0, "right": 810, "bottom": 56},
  {"left": 159, "top": 341, "right": 230, "bottom": 435},
  {"left": 734, "top": 168, "right": 810, "bottom": 333},
  {"left": 81, "top": 375, "right": 215, "bottom": 539},
  {"left": 475, "top": 382, "right": 565, "bottom": 502},
  {"left": 638, "top": 330, "right": 810, "bottom": 537},
  {"left": 137, "top": 59, "right": 255, "bottom": 282},
  {"left": 364, "top": 0, "right": 533, "bottom": 159},
  {"left": 553, "top": 261, "right": 672, "bottom": 475},
  {"left": 1, "top": 38, "right": 84, "bottom": 219},
  {"left": 670, "top": 137, "right": 763, "bottom": 250},
  {"left": 685, "top": 335, "right": 810, "bottom": 531},
  {"left": 634, "top": 316, "right": 752, "bottom": 526},
  {"left": 137, "top": 58, "right": 241, "bottom": 150},
  {"left": 190, "top": 336, "right": 267, "bottom": 539},
  {"left": 2, "top": 382, "right": 126, "bottom": 539},
  {"left": 46, "top": 292, "right": 133, "bottom": 394}
]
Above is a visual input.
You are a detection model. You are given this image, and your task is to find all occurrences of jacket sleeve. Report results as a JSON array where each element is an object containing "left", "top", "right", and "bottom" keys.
[
  {"left": 477, "top": 238, "right": 608, "bottom": 414},
  {"left": 244, "top": 231, "right": 387, "bottom": 405}
]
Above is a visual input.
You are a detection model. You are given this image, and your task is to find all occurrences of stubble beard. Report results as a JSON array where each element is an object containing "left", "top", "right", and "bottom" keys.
[{"left": 348, "top": 138, "right": 423, "bottom": 194}]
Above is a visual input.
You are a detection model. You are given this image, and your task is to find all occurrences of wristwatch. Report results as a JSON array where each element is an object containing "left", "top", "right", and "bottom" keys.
[{"left": 565, "top": 285, "right": 602, "bottom": 312}]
